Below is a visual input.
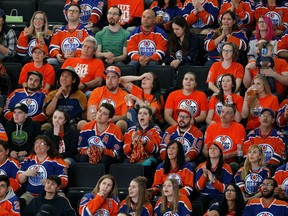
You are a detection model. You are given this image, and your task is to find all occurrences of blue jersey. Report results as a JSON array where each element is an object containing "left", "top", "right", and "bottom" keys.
[{"left": 119, "top": 200, "right": 153, "bottom": 216}]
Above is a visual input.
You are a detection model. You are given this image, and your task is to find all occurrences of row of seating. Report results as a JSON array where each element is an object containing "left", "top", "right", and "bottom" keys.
[{"left": 66, "top": 163, "right": 203, "bottom": 215}]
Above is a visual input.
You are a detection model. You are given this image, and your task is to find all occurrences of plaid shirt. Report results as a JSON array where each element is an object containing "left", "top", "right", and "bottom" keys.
[{"left": 0, "top": 27, "right": 17, "bottom": 59}]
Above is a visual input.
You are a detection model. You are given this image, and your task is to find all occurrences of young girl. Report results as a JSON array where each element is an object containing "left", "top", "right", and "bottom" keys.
[
  {"left": 154, "top": 178, "right": 192, "bottom": 215},
  {"left": 206, "top": 74, "right": 243, "bottom": 125},
  {"left": 235, "top": 145, "right": 270, "bottom": 202},
  {"left": 118, "top": 176, "right": 153, "bottom": 216},
  {"left": 79, "top": 174, "right": 119, "bottom": 216},
  {"left": 207, "top": 42, "right": 244, "bottom": 94}
]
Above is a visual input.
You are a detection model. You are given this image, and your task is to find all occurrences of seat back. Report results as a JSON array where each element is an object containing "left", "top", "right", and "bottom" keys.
[
  {"left": 177, "top": 66, "right": 210, "bottom": 93},
  {"left": 118, "top": 65, "right": 138, "bottom": 77},
  {"left": 3, "top": 62, "right": 22, "bottom": 91},
  {"left": 109, "top": 163, "right": 144, "bottom": 199},
  {"left": 38, "top": 0, "right": 66, "bottom": 27},
  {"left": 69, "top": 163, "right": 105, "bottom": 188},
  {"left": 0, "top": 0, "right": 35, "bottom": 24}
]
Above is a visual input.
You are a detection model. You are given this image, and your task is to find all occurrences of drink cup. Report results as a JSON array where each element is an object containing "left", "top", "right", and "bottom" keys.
[{"left": 247, "top": 85, "right": 257, "bottom": 97}]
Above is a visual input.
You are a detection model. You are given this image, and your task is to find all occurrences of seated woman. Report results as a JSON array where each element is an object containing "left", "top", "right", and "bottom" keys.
[
  {"left": 44, "top": 109, "right": 79, "bottom": 165},
  {"left": 195, "top": 141, "right": 233, "bottom": 213},
  {"left": 204, "top": 10, "right": 248, "bottom": 66},
  {"left": 204, "top": 184, "right": 245, "bottom": 216},
  {"left": 123, "top": 106, "right": 162, "bottom": 184},
  {"left": 247, "top": 16, "right": 278, "bottom": 63},
  {"left": 118, "top": 176, "right": 153, "bottom": 216},
  {"left": 154, "top": 178, "right": 192, "bottom": 216},
  {"left": 120, "top": 72, "right": 163, "bottom": 127},
  {"left": 164, "top": 71, "right": 208, "bottom": 126},
  {"left": 0, "top": 140, "right": 20, "bottom": 192},
  {"left": 181, "top": 0, "right": 219, "bottom": 34},
  {"left": 17, "top": 135, "right": 68, "bottom": 205},
  {"left": 206, "top": 74, "right": 243, "bottom": 125},
  {"left": 235, "top": 145, "right": 270, "bottom": 202},
  {"left": 241, "top": 74, "right": 279, "bottom": 131},
  {"left": 150, "top": 0, "right": 182, "bottom": 31},
  {"left": 207, "top": 42, "right": 244, "bottom": 94},
  {"left": 79, "top": 174, "right": 119, "bottom": 216},
  {"left": 163, "top": 16, "right": 200, "bottom": 68},
  {"left": 16, "top": 11, "right": 52, "bottom": 65},
  {"left": 149, "top": 140, "right": 194, "bottom": 197},
  {"left": 18, "top": 44, "right": 55, "bottom": 91}
]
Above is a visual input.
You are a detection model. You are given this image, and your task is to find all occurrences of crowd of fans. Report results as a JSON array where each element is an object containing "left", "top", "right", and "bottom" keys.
[{"left": 0, "top": 0, "right": 288, "bottom": 215}]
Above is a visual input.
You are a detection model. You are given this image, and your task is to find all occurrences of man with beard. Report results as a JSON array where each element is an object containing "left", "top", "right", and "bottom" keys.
[
  {"left": 61, "top": 36, "right": 105, "bottom": 96},
  {"left": 86, "top": 66, "right": 128, "bottom": 132},
  {"left": 203, "top": 104, "right": 246, "bottom": 164},
  {"left": 159, "top": 105, "right": 203, "bottom": 164},
  {"left": 4, "top": 71, "right": 48, "bottom": 123},
  {"left": 243, "top": 108, "right": 286, "bottom": 174},
  {"left": 243, "top": 177, "right": 288, "bottom": 215},
  {"left": 95, "top": 6, "right": 129, "bottom": 66}
]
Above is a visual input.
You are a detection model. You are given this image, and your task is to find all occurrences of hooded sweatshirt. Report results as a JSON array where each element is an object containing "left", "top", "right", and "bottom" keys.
[
  {"left": 5, "top": 117, "right": 41, "bottom": 153},
  {"left": 0, "top": 187, "right": 20, "bottom": 216}
]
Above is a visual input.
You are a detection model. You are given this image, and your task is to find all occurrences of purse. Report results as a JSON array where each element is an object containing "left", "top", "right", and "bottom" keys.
[{"left": 6, "top": 9, "right": 23, "bottom": 23}]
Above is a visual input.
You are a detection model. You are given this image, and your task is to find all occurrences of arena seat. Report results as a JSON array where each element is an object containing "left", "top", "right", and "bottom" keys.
[
  {"left": 177, "top": 65, "right": 211, "bottom": 95},
  {"left": 109, "top": 163, "right": 144, "bottom": 200},
  {"left": 67, "top": 163, "right": 105, "bottom": 212},
  {"left": 3, "top": 62, "right": 22, "bottom": 91},
  {"left": 38, "top": 0, "right": 67, "bottom": 28}
]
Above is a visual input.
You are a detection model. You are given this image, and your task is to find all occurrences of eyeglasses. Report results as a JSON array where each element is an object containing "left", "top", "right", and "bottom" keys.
[
  {"left": 107, "top": 12, "right": 119, "bottom": 16},
  {"left": 68, "top": 9, "right": 80, "bottom": 14},
  {"left": 260, "top": 114, "right": 273, "bottom": 119},
  {"left": 34, "top": 18, "right": 44, "bottom": 21},
  {"left": 222, "top": 49, "right": 233, "bottom": 53},
  {"left": 34, "top": 142, "right": 47, "bottom": 146},
  {"left": 258, "top": 20, "right": 265, "bottom": 24},
  {"left": 261, "top": 183, "right": 274, "bottom": 187},
  {"left": 178, "top": 114, "right": 190, "bottom": 120}
]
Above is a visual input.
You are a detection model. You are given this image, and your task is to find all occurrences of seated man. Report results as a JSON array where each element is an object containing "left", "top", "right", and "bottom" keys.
[
  {"left": 62, "top": 36, "right": 105, "bottom": 96},
  {"left": 22, "top": 175, "right": 76, "bottom": 216},
  {"left": 0, "top": 175, "right": 20, "bottom": 216},
  {"left": 4, "top": 71, "right": 48, "bottom": 123},
  {"left": 77, "top": 103, "right": 123, "bottom": 173},
  {"left": 44, "top": 66, "right": 87, "bottom": 123}
]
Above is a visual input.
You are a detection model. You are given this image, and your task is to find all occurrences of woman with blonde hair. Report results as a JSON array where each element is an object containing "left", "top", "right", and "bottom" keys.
[
  {"left": 16, "top": 11, "right": 52, "bottom": 65},
  {"left": 154, "top": 178, "right": 192, "bottom": 215},
  {"left": 241, "top": 74, "right": 279, "bottom": 131},
  {"left": 79, "top": 174, "right": 119, "bottom": 216},
  {"left": 118, "top": 176, "right": 152, "bottom": 216},
  {"left": 234, "top": 144, "right": 270, "bottom": 202}
]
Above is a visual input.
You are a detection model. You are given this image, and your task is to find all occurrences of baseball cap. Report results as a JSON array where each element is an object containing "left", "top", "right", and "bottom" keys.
[
  {"left": 207, "top": 141, "right": 224, "bottom": 152},
  {"left": 47, "top": 175, "right": 61, "bottom": 187},
  {"left": 36, "top": 204, "right": 56, "bottom": 216},
  {"left": 176, "top": 105, "right": 193, "bottom": 117},
  {"left": 11, "top": 103, "right": 28, "bottom": 113},
  {"left": 32, "top": 44, "right": 48, "bottom": 56},
  {"left": 27, "top": 71, "right": 43, "bottom": 83},
  {"left": 104, "top": 66, "right": 121, "bottom": 77},
  {"left": 260, "top": 108, "right": 275, "bottom": 118},
  {"left": 0, "top": 9, "right": 6, "bottom": 20}
]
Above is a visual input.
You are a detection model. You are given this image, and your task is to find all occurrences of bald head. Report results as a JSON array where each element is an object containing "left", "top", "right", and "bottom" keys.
[{"left": 141, "top": 9, "right": 156, "bottom": 30}]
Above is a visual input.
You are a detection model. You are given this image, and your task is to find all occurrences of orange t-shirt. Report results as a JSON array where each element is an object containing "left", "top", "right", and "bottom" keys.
[
  {"left": 206, "top": 62, "right": 244, "bottom": 87},
  {"left": 246, "top": 94, "right": 279, "bottom": 130},
  {"left": 165, "top": 89, "right": 208, "bottom": 121},
  {"left": 18, "top": 62, "right": 55, "bottom": 87},
  {"left": 88, "top": 86, "right": 128, "bottom": 116},
  {"left": 61, "top": 57, "right": 105, "bottom": 83}
]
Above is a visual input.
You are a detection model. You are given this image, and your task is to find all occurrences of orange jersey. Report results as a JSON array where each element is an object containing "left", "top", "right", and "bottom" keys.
[
  {"left": 107, "top": 0, "right": 144, "bottom": 26},
  {"left": 277, "top": 98, "right": 288, "bottom": 128},
  {"left": 88, "top": 86, "right": 128, "bottom": 116},
  {"left": 246, "top": 58, "right": 288, "bottom": 95},
  {"left": 79, "top": 192, "right": 119, "bottom": 216},
  {"left": 206, "top": 62, "right": 244, "bottom": 87},
  {"left": 205, "top": 121, "right": 246, "bottom": 162},
  {"left": 246, "top": 94, "right": 279, "bottom": 130},
  {"left": 62, "top": 57, "right": 105, "bottom": 83},
  {"left": 0, "top": 188, "right": 20, "bottom": 216},
  {"left": 131, "top": 84, "right": 163, "bottom": 122},
  {"left": 0, "top": 123, "right": 8, "bottom": 142},
  {"left": 18, "top": 62, "right": 55, "bottom": 87},
  {"left": 165, "top": 89, "right": 208, "bottom": 121},
  {"left": 208, "top": 94, "right": 244, "bottom": 122}
]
